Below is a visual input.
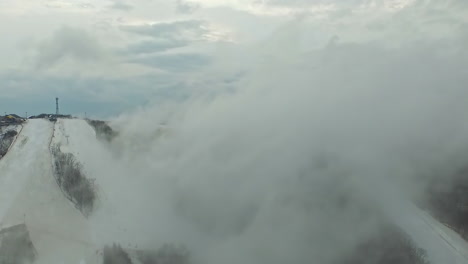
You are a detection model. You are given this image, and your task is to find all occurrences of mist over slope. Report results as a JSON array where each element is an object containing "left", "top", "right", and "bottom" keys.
[
  {"left": 1, "top": 1, "right": 468, "bottom": 263},
  {"left": 98, "top": 15, "right": 468, "bottom": 264},
  {"left": 3, "top": 116, "right": 468, "bottom": 263}
]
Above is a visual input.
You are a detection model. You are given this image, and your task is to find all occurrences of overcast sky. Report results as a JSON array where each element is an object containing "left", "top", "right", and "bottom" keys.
[{"left": 0, "top": 0, "right": 467, "bottom": 117}]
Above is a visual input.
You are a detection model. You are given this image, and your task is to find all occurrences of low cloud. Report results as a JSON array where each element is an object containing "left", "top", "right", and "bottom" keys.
[{"left": 99, "top": 6, "right": 468, "bottom": 263}]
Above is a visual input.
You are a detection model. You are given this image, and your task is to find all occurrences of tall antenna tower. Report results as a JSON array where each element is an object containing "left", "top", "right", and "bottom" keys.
[{"left": 56, "top": 97, "right": 59, "bottom": 116}]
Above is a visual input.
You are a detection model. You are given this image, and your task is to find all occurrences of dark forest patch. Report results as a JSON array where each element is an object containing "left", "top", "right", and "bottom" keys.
[
  {"left": 0, "top": 130, "right": 18, "bottom": 159},
  {"left": 104, "top": 244, "right": 133, "bottom": 264},
  {"left": 339, "top": 223, "right": 428, "bottom": 264},
  {"left": 425, "top": 167, "right": 468, "bottom": 239},
  {"left": 136, "top": 244, "right": 190, "bottom": 264},
  {"left": 86, "top": 119, "right": 118, "bottom": 142},
  {"left": 51, "top": 145, "right": 96, "bottom": 217},
  {"left": 102, "top": 243, "right": 190, "bottom": 264}
]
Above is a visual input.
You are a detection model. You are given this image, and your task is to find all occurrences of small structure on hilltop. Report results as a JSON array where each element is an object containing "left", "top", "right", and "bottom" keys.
[
  {"left": 17, "top": 98, "right": 73, "bottom": 121},
  {"left": 56, "top": 97, "right": 59, "bottom": 116},
  {"left": 49, "top": 97, "right": 59, "bottom": 122}
]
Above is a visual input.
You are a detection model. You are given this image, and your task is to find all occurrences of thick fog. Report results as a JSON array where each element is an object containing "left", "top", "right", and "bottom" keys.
[{"left": 83, "top": 3, "right": 468, "bottom": 264}]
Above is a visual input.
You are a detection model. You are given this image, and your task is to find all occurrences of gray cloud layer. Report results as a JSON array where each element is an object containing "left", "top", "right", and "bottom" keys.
[
  {"left": 130, "top": 53, "right": 211, "bottom": 71},
  {"left": 176, "top": 0, "right": 200, "bottom": 13},
  {"left": 109, "top": 1, "right": 134, "bottom": 11},
  {"left": 122, "top": 19, "right": 210, "bottom": 64},
  {"left": 122, "top": 20, "right": 206, "bottom": 40},
  {"left": 1, "top": 0, "right": 467, "bottom": 119},
  {"left": 125, "top": 40, "right": 188, "bottom": 54},
  {"left": 35, "top": 27, "right": 104, "bottom": 69}
]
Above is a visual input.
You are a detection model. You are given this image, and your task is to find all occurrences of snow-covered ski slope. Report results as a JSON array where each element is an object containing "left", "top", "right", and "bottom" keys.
[
  {"left": 0, "top": 120, "right": 96, "bottom": 264},
  {"left": 2, "top": 118, "right": 468, "bottom": 264}
]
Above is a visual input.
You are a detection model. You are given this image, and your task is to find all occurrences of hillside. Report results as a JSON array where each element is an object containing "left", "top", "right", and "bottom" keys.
[{"left": 1, "top": 119, "right": 468, "bottom": 263}]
